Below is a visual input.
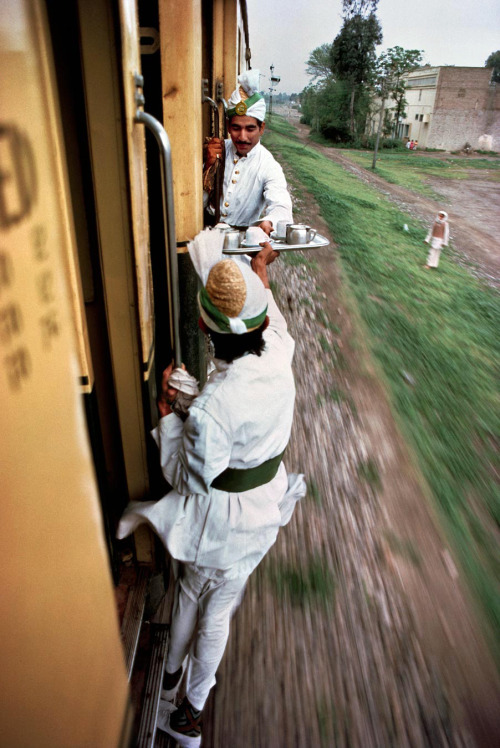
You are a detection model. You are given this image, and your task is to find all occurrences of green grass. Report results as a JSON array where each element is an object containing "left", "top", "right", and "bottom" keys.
[
  {"left": 268, "top": 555, "right": 336, "bottom": 608},
  {"left": 338, "top": 150, "right": 500, "bottom": 197},
  {"left": 307, "top": 478, "right": 322, "bottom": 505},
  {"left": 281, "top": 252, "right": 317, "bottom": 270},
  {"left": 264, "top": 129, "right": 500, "bottom": 644},
  {"left": 269, "top": 280, "right": 279, "bottom": 295},
  {"left": 357, "top": 457, "right": 382, "bottom": 490},
  {"left": 265, "top": 114, "right": 300, "bottom": 139},
  {"left": 384, "top": 530, "right": 422, "bottom": 568},
  {"left": 317, "top": 309, "right": 334, "bottom": 329}
]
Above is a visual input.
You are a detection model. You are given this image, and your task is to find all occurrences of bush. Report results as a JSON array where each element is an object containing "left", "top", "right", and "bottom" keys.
[
  {"left": 381, "top": 138, "right": 406, "bottom": 150},
  {"left": 322, "top": 123, "right": 351, "bottom": 143},
  {"left": 362, "top": 136, "right": 406, "bottom": 150},
  {"left": 309, "top": 132, "right": 407, "bottom": 151}
]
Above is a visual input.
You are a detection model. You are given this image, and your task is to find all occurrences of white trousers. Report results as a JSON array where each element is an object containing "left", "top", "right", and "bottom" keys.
[
  {"left": 426, "top": 238, "right": 444, "bottom": 268},
  {"left": 165, "top": 563, "right": 248, "bottom": 710}
]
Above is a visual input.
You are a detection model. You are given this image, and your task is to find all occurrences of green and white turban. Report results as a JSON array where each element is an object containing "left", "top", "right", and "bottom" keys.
[
  {"left": 227, "top": 69, "right": 266, "bottom": 121},
  {"left": 188, "top": 228, "right": 268, "bottom": 335}
]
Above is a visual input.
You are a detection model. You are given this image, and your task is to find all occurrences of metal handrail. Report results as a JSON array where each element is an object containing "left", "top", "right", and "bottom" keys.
[
  {"left": 203, "top": 94, "right": 220, "bottom": 138},
  {"left": 202, "top": 82, "right": 223, "bottom": 223},
  {"left": 135, "top": 109, "right": 182, "bottom": 368},
  {"left": 216, "top": 80, "right": 228, "bottom": 138}
]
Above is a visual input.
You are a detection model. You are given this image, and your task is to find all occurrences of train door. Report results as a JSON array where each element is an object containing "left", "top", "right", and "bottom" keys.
[{"left": 45, "top": 0, "right": 170, "bottom": 574}]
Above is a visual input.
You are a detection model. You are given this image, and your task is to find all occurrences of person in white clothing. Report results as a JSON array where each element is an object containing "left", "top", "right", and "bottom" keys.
[
  {"left": 204, "top": 69, "right": 293, "bottom": 234},
  {"left": 424, "top": 210, "right": 449, "bottom": 269},
  {"left": 118, "top": 230, "right": 305, "bottom": 746}
]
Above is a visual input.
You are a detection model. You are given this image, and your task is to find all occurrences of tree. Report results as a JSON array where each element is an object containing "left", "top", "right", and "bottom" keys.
[
  {"left": 485, "top": 50, "right": 500, "bottom": 83},
  {"left": 330, "top": 12, "right": 382, "bottom": 135},
  {"left": 377, "top": 46, "right": 423, "bottom": 134},
  {"left": 341, "top": 0, "right": 379, "bottom": 18},
  {"left": 305, "top": 43, "right": 334, "bottom": 84},
  {"left": 371, "top": 46, "right": 423, "bottom": 167},
  {"left": 300, "top": 79, "right": 353, "bottom": 141}
]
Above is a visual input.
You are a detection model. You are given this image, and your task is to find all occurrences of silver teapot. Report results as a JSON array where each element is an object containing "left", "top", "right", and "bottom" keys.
[{"left": 286, "top": 223, "right": 317, "bottom": 244}]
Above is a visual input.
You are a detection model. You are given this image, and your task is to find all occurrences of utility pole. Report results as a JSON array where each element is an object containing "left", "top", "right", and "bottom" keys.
[{"left": 269, "top": 63, "right": 280, "bottom": 120}]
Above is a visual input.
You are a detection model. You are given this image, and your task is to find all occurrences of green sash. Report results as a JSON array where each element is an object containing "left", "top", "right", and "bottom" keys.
[{"left": 211, "top": 450, "right": 285, "bottom": 492}]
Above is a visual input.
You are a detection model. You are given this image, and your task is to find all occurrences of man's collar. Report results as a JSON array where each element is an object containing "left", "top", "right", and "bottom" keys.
[{"left": 228, "top": 139, "right": 261, "bottom": 161}]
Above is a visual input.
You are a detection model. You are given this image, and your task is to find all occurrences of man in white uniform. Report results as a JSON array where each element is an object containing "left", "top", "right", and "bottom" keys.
[
  {"left": 118, "top": 231, "right": 304, "bottom": 746},
  {"left": 204, "top": 70, "right": 293, "bottom": 234}
]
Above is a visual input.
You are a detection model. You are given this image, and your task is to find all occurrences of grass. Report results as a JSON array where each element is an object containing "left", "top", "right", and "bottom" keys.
[
  {"left": 357, "top": 457, "right": 382, "bottom": 490},
  {"left": 317, "top": 309, "right": 335, "bottom": 330},
  {"left": 337, "top": 150, "right": 500, "bottom": 197},
  {"left": 268, "top": 555, "right": 336, "bottom": 608},
  {"left": 265, "top": 114, "right": 300, "bottom": 140},
  {"left": 281, "top": 251, "right": 318, "bottom": 271},
  {"left": 319, "top": 334, "right": 333, "bottom": 353},
  {"left": 384, "top": 531, "right": 422, "bottom": 568},
  {"left": 307, "top": 478, "right": 322, "bottom": 505},
  {"left": 264, "top": 124, "right": 500, "bottom": 644},
  {"left": 269, "top": 280, "right": 279, "bottom": 295}
]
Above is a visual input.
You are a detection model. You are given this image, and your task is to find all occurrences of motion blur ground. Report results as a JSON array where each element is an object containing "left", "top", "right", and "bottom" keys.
[{"left": 193, "top": 117, "right": 500, "bottom": 746}]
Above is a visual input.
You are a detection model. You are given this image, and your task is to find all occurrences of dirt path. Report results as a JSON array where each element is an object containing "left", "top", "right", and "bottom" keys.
[
  {"left": 201, "top": 125, "right": 500, "bottom": 746},
  {"left": 294, "top": 121, "right": 500, "bottom": 290}
]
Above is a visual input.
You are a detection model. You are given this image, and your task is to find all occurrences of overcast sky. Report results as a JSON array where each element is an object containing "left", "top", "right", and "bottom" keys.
[{"left": 247, "top": 0, "right": 500, "bottom": 93}]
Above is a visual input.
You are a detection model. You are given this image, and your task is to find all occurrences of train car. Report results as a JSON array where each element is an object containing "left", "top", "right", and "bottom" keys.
[{"left": 0, "top": 0, "right": 251, "bottom": 744}]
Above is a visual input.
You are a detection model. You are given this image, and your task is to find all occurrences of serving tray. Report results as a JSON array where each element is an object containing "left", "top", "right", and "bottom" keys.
[{"left": 222, "top": 233, "right": 330, "bottom": 254}]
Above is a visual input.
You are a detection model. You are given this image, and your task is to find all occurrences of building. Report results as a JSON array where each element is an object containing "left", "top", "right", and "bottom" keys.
[{"left": 373, "top": 66, "right": 499, "bottom": 151}]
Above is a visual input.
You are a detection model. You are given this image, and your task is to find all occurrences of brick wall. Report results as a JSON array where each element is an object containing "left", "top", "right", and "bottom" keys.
[{"left": 427, "top": 68, "right": 500, "bottom": 150}]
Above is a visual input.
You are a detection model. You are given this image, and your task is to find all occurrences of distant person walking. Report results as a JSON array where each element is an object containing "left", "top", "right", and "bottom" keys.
[
  {"left": 406, "top": 139, "right": 414, "bottom": 149},
  {"left": 424, "top": 210, "right": 449, "bottom": 269}
]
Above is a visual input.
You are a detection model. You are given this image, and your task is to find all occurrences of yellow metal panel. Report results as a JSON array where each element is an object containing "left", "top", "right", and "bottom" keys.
[
  {"left": 213, "top": 0, "right": 225, "bottom": 86},
  {"left": 223, "top": 0, "right": 238, "bottom": 94},
  {"left": 0, "top": 2, "right": 130, "bottom": 745},
  {"left": 159, "top": 0, "right": 204, "bottom": 242}
]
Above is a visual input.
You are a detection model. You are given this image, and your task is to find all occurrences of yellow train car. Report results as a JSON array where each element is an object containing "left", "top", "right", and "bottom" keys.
[{"left": 0, "top": 0, "right": 251, "bottom": 744}]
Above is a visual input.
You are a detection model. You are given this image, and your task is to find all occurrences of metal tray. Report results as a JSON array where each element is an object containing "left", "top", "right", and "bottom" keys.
[{"left": 222, "top": 233, "right": 330, "bottom": 254}]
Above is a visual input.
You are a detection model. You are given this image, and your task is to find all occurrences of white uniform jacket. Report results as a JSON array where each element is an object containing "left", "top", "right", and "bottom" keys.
[
  {"left": 212, "top": 139, "right": 293, "bottom": 228},
  {"left": 118, "top": 288, "right": 305, "bottom": 578}
]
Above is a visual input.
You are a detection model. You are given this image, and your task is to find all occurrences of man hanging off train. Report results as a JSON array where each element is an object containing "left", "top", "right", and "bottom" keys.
[
  {"left": 203, "top": 69, "right": 293, "bottom": 236},
  {"left": 118, "top": 233, "right": 305, "bottom": 746}
]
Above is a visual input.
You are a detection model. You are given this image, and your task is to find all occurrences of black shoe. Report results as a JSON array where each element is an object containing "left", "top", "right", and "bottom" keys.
[
  {"left": 161, "top": 665, "right": 183, "bottom": 701},
  {"left": 165, "top": 697, "right": 202, "bottom": 747}
]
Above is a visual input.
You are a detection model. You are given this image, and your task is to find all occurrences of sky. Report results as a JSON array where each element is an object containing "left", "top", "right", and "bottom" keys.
[{"left": 247, "top": 0, "right": 500, "bottom": 94}]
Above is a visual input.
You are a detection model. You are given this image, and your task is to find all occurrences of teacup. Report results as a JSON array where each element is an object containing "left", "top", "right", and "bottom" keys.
[
  {"left": 286, "top": 224, "right": 317, "bottom": 244},
  {"left": 275, "top": 220, "right": 290, "bottom": 239},
  {"left": 245, "top": 226, "right": 268, "bottom": 245},
  {"left": 223, "top": 230, "right": 241, "bottom": 250}
]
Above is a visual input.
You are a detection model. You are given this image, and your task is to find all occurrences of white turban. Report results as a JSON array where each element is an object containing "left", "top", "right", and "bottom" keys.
[
  {"left": 188, "top": 228, "right": 268, "bottom": 335},
  {"left": 227, "top": 69, "right": 266, "bottom": 122}
]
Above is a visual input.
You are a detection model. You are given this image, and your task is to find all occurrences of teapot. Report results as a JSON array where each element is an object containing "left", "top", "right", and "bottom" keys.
[{"left": 286, "top": 223, "right": 317, "bottom": 245}]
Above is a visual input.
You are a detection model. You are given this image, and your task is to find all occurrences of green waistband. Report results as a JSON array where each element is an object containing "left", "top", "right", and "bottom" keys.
[{"left": 211, "top": 450, "right": 285, "bottom": 492}]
